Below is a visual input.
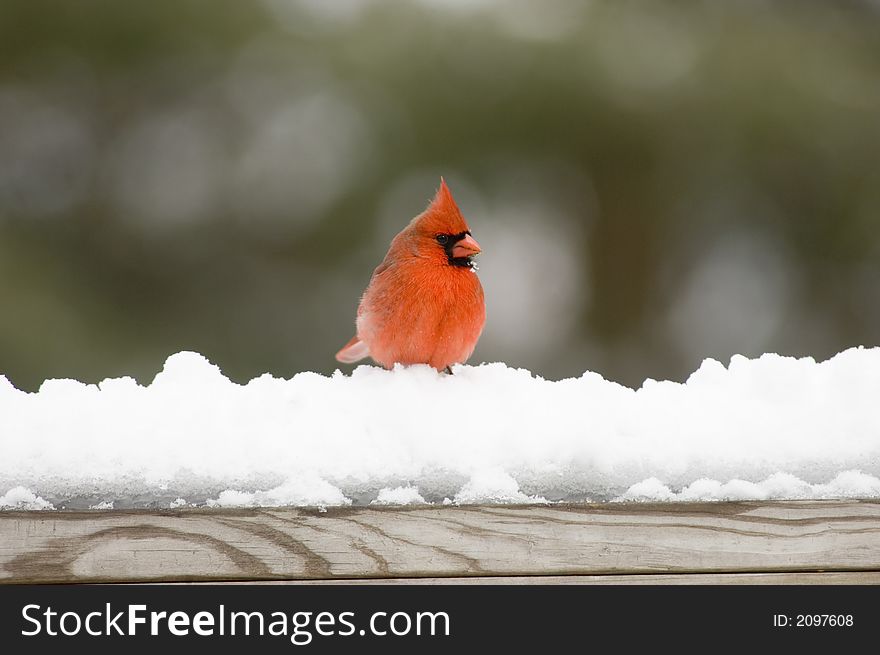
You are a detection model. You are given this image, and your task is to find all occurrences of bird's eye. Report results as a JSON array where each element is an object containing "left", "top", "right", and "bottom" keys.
[{"left": 436, "top": 234, "right": 449, "bottom": 245}]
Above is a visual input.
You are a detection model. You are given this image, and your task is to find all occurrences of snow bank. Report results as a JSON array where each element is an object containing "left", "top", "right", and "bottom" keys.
[
  {"left": 0, "top": 486, "right": 54, "bottom": 510},
  {"left": 1, "top": 348, "right": 879, "bottom": 509}
]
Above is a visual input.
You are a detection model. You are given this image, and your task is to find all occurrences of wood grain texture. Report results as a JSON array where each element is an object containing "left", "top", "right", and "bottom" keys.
[
  {"left": 2, "top": 500, "right": 879, "bottom": 584},
  {"left": 178, "top": 572, "right": 880, "bottom": 585}
]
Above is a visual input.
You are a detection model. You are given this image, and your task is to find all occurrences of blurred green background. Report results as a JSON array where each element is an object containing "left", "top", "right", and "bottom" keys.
[{"left": 2, "top": 0, "right": 879, "bottom": 390}]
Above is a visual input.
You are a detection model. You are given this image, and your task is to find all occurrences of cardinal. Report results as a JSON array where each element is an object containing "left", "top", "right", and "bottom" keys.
[{"left": 335, "top": 179, "right": 485, "bottom": 373}]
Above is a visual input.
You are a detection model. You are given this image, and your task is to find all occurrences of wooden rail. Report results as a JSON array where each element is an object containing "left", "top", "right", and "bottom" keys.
[{"left": 2, "top": 500, "right": 879, "bottom": 584}]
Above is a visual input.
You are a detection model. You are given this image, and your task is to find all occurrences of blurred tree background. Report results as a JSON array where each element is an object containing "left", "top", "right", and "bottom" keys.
[{"left": 1, "top": 0, "right": 879, "bottom": 390}]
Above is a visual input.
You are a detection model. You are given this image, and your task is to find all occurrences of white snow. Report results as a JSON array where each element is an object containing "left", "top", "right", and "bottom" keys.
[
  {"left": 0, "top": 486, "right": 54, "bottom": 510},
  {"left": 205, "top": 475, "right": 350, "bottom": 508},
  {"left": 1, "top": 348, "right": 880, "bottom": 509},
  {"left": 372, "top": 485, "right": 427, "bottom": 505},
  {"left": 617, "top": 470, "right": 880, "bottom": 502},
  {"left": 453, "top": 469, "right": 548, "bottom": 505}
]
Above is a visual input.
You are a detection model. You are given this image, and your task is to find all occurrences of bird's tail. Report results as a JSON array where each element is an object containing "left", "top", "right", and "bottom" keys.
[{"left": 335, "top": 336, "right": 370, "bottom": 364}]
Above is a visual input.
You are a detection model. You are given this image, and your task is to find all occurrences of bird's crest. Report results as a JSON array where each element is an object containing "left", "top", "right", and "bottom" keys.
[{"left": 412, "top": 177, "right": 471, "bottom": 236}]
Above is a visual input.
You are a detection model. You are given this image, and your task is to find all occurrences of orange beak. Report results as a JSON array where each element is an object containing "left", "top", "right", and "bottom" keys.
[{"left": 452, "top": 234, "right": 481, "bottom": 258}]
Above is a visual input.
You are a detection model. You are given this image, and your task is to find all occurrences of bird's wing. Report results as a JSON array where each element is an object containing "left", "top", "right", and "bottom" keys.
[{"left": 335, "top": 336, "right": 370, "bottom": 364}]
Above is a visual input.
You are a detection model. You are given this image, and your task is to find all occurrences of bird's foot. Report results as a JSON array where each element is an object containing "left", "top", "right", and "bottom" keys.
[{"left": 444, "top": 365, "right": 454, "bottom": 375}]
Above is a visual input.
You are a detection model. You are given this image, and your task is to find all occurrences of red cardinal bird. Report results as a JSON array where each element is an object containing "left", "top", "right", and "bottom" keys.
[{"left": 336, "top": 179, "right": 485, "bottom": 372}]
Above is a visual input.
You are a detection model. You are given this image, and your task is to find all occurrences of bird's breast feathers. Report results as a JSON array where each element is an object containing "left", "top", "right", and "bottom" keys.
[{"left": 355, "top": 259, "right": 484, "bottom": 368}]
